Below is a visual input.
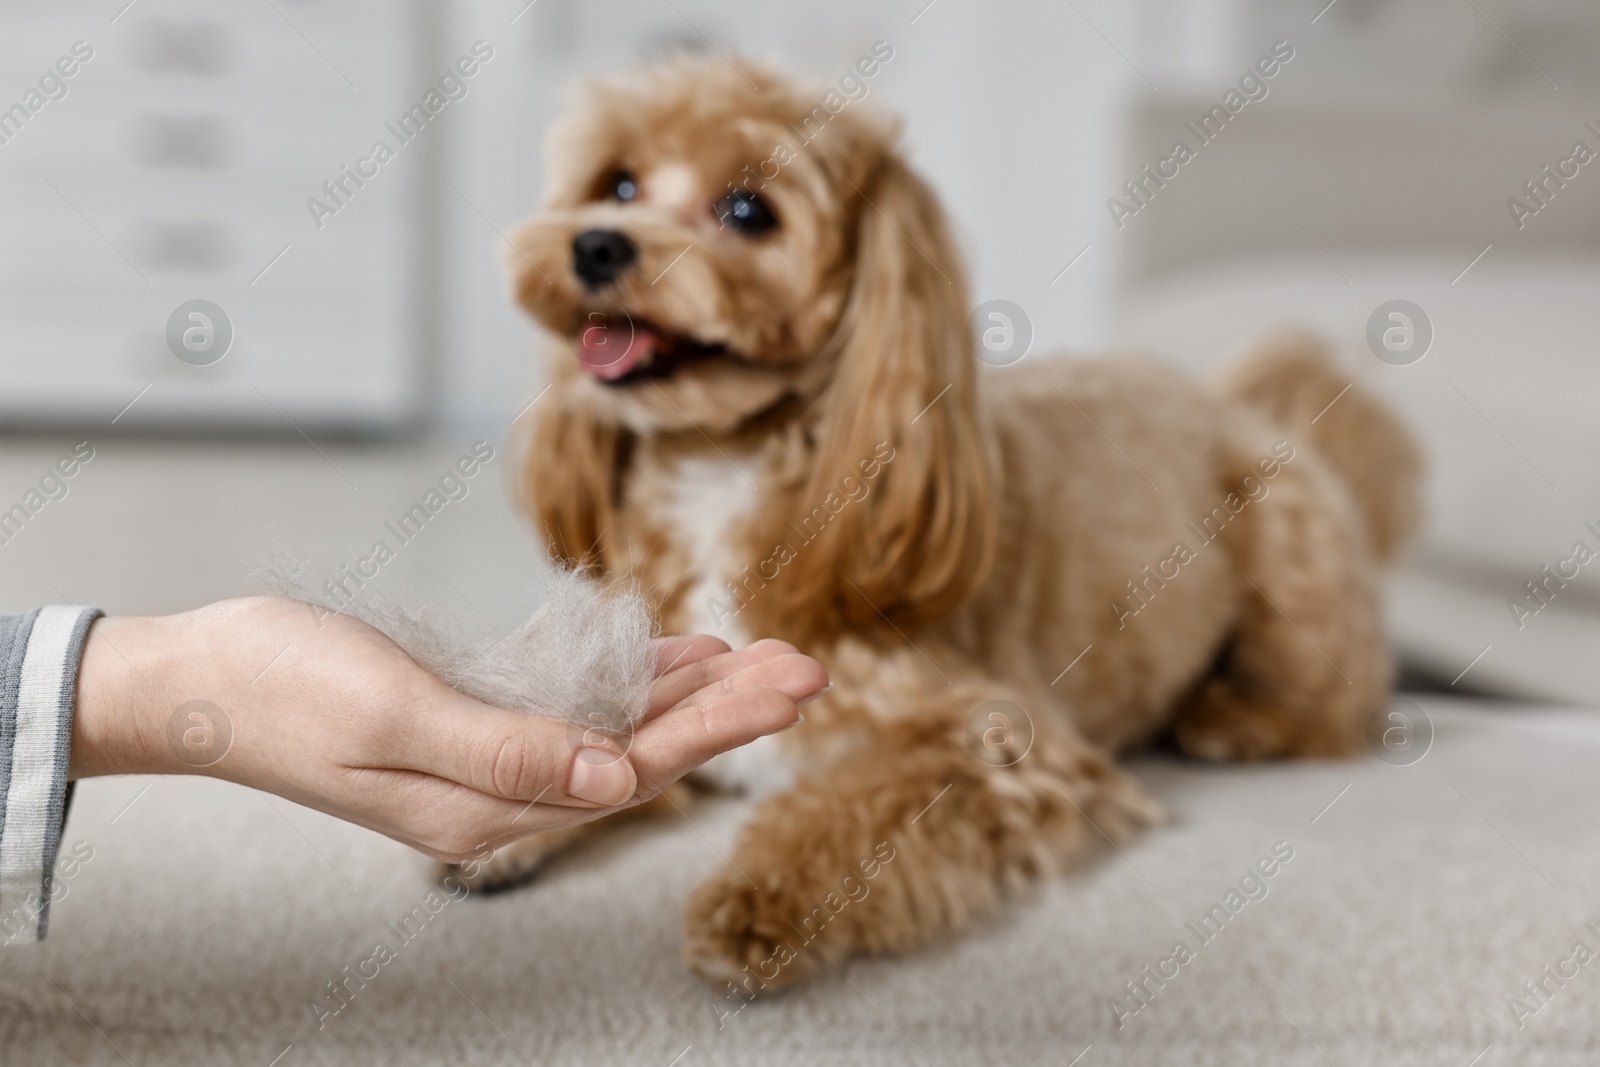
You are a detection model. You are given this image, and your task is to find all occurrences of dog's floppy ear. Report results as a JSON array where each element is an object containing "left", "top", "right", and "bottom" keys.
[
  {"left": 777, "top": 152, "right": 997, "bottom": 631},
  {"left": 522, "top": 361, "right": 623, "bottom": 571}
]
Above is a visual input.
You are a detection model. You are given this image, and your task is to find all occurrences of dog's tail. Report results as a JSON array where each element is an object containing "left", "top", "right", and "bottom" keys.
[{"left": 1219, "top": 330, "right": 1423, "bottom": 565}]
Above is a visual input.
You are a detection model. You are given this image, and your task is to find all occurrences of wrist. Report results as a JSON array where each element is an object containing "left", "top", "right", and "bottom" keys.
[{"left": 71, "top": 613, "right": 189, "bottom": 778}]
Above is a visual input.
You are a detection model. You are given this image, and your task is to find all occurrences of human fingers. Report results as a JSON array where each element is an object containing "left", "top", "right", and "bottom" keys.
[
  {"left": 627, "top": 686, "right": 806, "bottom": 800},
  {"left": 387, "top": 695, "right": 637, "bottom": 808},
  {"left": 548, "top": 648, "right": 821, "bottom": 803},
  {"left": 389, "top": 645, "right": 822, "bottom": 806},
  {"left": 643, "top": 638, "right": 821, "bottom": 721},
  {"left": 650, "top": 635, "right": 731, "bottom": 676}
]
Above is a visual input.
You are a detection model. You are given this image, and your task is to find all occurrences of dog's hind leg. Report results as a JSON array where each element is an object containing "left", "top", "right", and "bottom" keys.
[
  {"left": 1170, "top": 452, "right": 1391, "bottom": 762},
  {"left": 680, "top": 672, "right": 1158, "bottom": 990}
]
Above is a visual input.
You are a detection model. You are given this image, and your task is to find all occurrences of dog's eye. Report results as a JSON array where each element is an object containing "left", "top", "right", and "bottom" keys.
[
  {"left": 714, "top": 190, "right": 777, "bottom": 235},
  {"left": 607, "top": 170, "right": 638, "bottom": 202}
]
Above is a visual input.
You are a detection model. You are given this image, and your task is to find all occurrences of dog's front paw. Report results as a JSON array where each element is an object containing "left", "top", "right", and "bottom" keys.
[
  {"left": 682, "top": 871, "right": 832, "bottom": 993},
  {"left": 443, "top": 830, "right": 580, "bottom": 895}
]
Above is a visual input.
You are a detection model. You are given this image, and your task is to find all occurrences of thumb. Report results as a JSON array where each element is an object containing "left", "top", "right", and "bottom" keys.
[
  {"left": 564, "top": 744, "right": 638, "bottom": 806},
  {"left": 394, "top": 695, "right": 639, "bottom": 807}
]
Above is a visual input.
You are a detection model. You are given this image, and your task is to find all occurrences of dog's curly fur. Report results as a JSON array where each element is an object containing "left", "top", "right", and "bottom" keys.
[{"left": 473, "top": 55, "right": 1423, "bottom": 991}]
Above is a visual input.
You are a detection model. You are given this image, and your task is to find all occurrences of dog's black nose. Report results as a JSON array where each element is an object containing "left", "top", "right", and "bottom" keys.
[{"left": 572, "top": 229, "right": 637, "bottom": 288}]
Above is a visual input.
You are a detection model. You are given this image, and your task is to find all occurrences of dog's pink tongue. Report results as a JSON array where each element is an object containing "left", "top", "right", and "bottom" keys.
[{"left": 577, "top": 321, "right": 658, "bottom": 381}]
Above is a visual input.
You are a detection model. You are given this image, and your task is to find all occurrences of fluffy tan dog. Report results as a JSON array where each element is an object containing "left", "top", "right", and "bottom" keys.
[{"left": 481, "top": 55, "right": 1422, "bottom": 992}]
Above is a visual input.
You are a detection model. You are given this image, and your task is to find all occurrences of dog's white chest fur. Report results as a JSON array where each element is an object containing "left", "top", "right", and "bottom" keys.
[
  {"left": 659, "top": 450, "right": 761, "bottom": 643},
  {"left": 655, "top": 448, "right": 794, "bottom": 796}
]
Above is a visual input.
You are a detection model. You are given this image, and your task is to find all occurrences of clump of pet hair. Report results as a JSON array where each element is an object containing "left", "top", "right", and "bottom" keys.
[{"left": 265, "top": 558, "right": 657, "bottom": 734}]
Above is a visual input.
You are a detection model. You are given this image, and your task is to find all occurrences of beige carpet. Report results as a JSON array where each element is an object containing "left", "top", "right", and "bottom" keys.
[{"left": 3, "top": 697, "right": 1598, "bottom": 1066}]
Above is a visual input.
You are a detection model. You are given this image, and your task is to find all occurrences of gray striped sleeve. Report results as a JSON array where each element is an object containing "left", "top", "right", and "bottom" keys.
[{"left": 0, "top": 606, "right": 99, "bottom": 944}]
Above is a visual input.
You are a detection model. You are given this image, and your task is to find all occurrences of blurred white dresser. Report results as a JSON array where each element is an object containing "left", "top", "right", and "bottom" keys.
[{"left": 0, "top": 0, "right": 428, "bottom": 432}]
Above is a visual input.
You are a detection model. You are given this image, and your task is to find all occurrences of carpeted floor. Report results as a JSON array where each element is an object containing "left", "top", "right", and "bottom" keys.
[{"left": 2, "top": 697, "right": 1598, "bottom": 1065}]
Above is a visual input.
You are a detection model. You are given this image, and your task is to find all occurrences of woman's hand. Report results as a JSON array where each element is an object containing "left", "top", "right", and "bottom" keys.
[{"left": 70, "top": 597, "right": 826, "bottom": 860}]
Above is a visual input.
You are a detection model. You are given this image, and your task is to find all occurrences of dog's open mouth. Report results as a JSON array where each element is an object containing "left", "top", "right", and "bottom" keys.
[{"left": 575, "top": 316, "right": 726, "bottom": 386}]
